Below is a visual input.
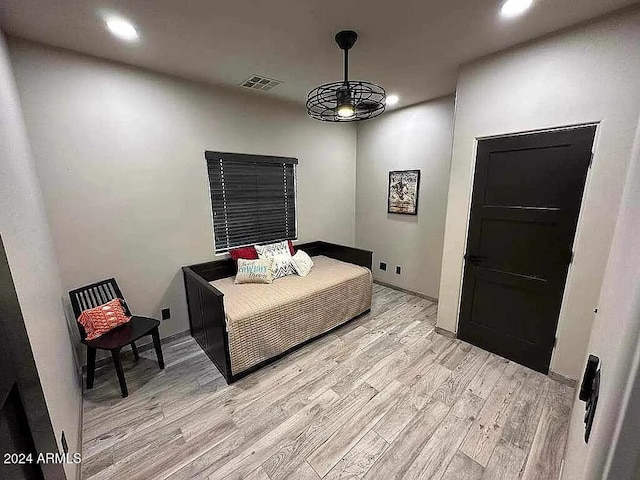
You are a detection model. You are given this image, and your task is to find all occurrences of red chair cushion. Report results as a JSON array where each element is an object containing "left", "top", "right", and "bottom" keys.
[
  {"left": 78, "top": 298, "right": 131, "bottom": 341},
  {"left": 229, "top": 246, "right": 258, "bottom": 261},
  {"left": 287, "top": 240, "right": 296, "bottom": 256}
]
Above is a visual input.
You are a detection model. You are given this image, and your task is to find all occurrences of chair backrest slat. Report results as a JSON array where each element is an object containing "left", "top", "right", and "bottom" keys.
[
  {"left": 98, "top": 285, "right": 107, "bottom": 304},
  {"left": 95, "top": 285, "right": 106, "bottom": 304},
  {"left": 106, "top": 283, "right": 117, "bottom": 301},
  {"left": 93, "top": 288, "right": 102, "bottom": 305},
  {"left": 69, "top": 278, "right": 130, "bottom": 341},
  {"left": 79, "top": 291, "right": 90, "bottom": 311},
  {"left": 90, "top": 287, "right": 100, "bottom": 305},
  {"left": 102, "top": 284, "right": 115, "bottom": 303},
  {"left": 87, "top": 288, "right": 98, "bottom": 308}
]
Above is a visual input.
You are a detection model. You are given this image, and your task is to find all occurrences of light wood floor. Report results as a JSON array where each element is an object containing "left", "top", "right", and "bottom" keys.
[{"left": 82, "top": 285, "right": 573, "bottom": 480}]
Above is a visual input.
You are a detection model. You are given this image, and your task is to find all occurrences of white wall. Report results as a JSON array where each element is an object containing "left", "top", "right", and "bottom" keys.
[
  {"left": 436, "top": 9, "right": 640, "bottom": 380},
  {"left": 562, "top": 106, "right": 640, "bottom": 480},
  {"left": 8, "top": 38, "right": 357, "bottom": 347},
  {"left": 0, "top": 32, "right": 81, "bottom": 480},
  {"left": 355, "top": 97, "right": 455, "bottom": 299}
]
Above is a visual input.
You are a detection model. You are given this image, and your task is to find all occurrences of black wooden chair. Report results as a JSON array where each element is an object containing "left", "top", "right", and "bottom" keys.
[{"left": 69, "top": 278, "right": 164, "bottom": 398}]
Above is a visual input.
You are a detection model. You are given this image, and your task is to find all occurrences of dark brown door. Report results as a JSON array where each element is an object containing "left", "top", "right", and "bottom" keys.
[
  {"left": 458, "top": 126, "right": 596, "bottom": 374},
  {"left": 0, "top": 237, "right": 66, "bottom": 480}
]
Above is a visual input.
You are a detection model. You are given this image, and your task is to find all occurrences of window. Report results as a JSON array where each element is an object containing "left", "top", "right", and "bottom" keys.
[{"left": 206, "top": 151, "right": 297, "bottom": 253}]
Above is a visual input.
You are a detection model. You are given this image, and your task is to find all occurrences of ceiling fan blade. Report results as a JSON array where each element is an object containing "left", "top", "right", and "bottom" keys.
[{"left": 355, "top": 100, "right": 382, "bottom": 112}]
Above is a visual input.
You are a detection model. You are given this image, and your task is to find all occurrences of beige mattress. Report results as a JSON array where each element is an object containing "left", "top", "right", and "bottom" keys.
[{"left": 211, "top": 255, "right": 372, "bottom": 375}]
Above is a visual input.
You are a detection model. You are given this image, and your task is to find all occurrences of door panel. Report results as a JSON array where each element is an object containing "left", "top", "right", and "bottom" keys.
[{"left": 458, "top": 126, "right": 596, "bottom": 373}]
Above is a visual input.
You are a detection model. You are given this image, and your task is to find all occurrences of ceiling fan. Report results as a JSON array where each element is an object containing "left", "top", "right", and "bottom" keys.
[{"left": 306, "top": 30, "right": 386, "bottom": 122}]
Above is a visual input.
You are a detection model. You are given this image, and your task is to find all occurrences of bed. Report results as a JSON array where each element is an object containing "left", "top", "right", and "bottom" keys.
[{"left": 183, "top": 241, "right": 373, "bottom": 383}]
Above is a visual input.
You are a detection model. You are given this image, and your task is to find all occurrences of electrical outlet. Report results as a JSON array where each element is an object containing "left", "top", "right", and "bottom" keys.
[
  {"left": 61, "top": 431, "right": 68, "bottom": 454},
  {"left": 379, "top": 262, "right": 387, "bottom": 271},
  {"left": 161, "top": 308, "right": 171, "bottom": 320},
  {"left": 396, "top": 266, "right": 402, "bottom": 274}
]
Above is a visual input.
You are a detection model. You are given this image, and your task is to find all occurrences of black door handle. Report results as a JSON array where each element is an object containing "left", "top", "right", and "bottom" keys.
[
  {"left": 580, "top": 355, "right": 600, "bottom": 401},
  {"left": 464, "top": 253, "right": 483, "bottom": 264},
  {"left": 580, "top": 354, "right": 600, "bottom": 443}
]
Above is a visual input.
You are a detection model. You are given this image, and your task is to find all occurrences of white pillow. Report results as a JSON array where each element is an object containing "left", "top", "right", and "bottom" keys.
[
  {"left": 255, "top": 241, "right": 295, "bottom": 279},
  {"left": 234, "top": 258, "right": 274, "bottom": 284},
  {"left": 269, "top": 253, "right": 296, "bottom": 279},
  {"left": 255, "top": 240, "right": 291, "bottom": 258},
  {"left": 291, "top": 250, "right": 314, "bottom": 277}
]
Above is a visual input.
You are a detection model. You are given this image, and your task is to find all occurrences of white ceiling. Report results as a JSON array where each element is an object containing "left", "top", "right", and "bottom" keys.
[{"left": 0, "top": 0, "right": 636, "bottom": 108}]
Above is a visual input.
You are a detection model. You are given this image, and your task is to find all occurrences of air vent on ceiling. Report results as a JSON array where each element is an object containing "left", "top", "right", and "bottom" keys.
[{"left": 240, "top": 75, "right": 283, "bottom": 92}]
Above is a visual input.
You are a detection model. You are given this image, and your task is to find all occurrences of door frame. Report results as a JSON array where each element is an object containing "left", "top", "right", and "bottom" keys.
[
  {"left": 453, "top": 122, "right": 600, "bottom": 371},
  {"left": 0, "top": 236, "right": 66, "bottom": 479}
]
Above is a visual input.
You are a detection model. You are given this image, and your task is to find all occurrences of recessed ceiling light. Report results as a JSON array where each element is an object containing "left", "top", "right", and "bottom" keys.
[
  {"left": 500, "top": 0, "right": 533, "bottom": 18},
  {"left": 105, "top": 17, "right": 139, "bottom": 42},
  {"left": 386, "top": 94, "right": 399, "bottom": 106}
]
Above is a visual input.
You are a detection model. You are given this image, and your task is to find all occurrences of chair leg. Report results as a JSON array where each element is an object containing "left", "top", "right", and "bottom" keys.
[
  {"left": 110, "top": 348, "right": 128, "bottom": 398},
  {"left": 86, "top": 346, "right": 96, "bottom": 390},
  {"left": 151, "top": 328, "right": 165, "bottom": 370},
  {"left": 131, "top": 341, "right": 139, "bottom": 361}
]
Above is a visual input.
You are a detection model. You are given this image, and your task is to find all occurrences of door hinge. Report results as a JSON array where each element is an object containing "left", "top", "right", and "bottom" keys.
[
  {"left": 569, "top": 251, "right": 574, "bottom": 264},
  {"left": 553, "top": 337, "right": 558, "bottom": 348},
  {"left": 589, "top": 152, "right": 594, "bottom": 168}
]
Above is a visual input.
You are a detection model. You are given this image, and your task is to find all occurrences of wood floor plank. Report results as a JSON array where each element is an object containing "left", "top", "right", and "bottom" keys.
[
  {"left": 80, "top": 448, "right": 114, "bottom": 479},
  {"left": 232, "top": 359, "right": 338, "bottom": 426},
  {"left": 130, "top": 421, "right": 238, "bottom": 480},
  {"left": 402, "top": 391, "right": 485, "bottom": 480},
  {"left": 306, "top": 380, "right": 406, "bottom": 477},
  {"left": 440, "top": 451, "right": 484, "bottom": 480},
  {"left": 282, "top": 461, "right": 321, "bottom": 480},
  {"left": 165, "top": 430, "right": 247, "bottom": 480},
  {"left": 371, "top": 389, "right": 421, "bottom": 444},
  {"left": 373, "top": 363, "right": 451, "bottom": 443},
  {"left": 361, "top": 400, "right": 451, "bottom": 480},
  {"left": 207, "top": 388, "right": 343, "bottom": 480},
  {"left": 431, "top": 347, "right": 489, "bottom": 406},
  {"left": 395, "top": 334, "right": 454, "bottom": 386},
  {"left": 459, "top": 362, "right": 529, "bottom": 467},
  {"left": 520, "top": 380, "right": 573, "bottom": 480},
  {"left": 467, "top": 354, "right": 510, "bottom": 400},
  {"left": 439, "top": 341, "right": 472, "bottom": 370},
  {"left": 481, "top": 439, "right": 527, "bottom": 480},
  {"left": 261, "top": 384, "right": 380, "bottom": 480},
  {"left": 323, "top": 430, "right": 389, "bottom": 480},
  {"left": 329, "top": 321, "right": 419, "bottom": 397},
  {"left": 82, "top": 403, "right": 165, "bottom": 459},
  {"left": 244, "top": 466, "right": 272, "bottom": 480},
  {"left": 362, "top": 334, "right": 434, "bottom": 391},
  {"left": 81, "top": 286, "right": 575, "bottom": 480},
  {"left": 501, "top": 372, "right": 549, "bottom": 452}
]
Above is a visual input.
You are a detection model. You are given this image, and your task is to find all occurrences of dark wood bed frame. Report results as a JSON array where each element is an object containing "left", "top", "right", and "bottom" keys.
[{"left": 183, "top": 241, "right": 372, "bottom": 384}]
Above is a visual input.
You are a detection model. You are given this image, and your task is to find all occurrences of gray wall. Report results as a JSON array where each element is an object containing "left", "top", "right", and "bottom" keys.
[
  {"left": 8, "top": 38, "right": 357, "bottom": 350},
  {"left": 0, "top": 32, "right": 81, "bottom": 480},
  {"left": 355, "top": 97, "right": 455, "bottom": 298},
  {"left": 436, "top": 9, "right": 640, "bottom": 380},
  {"left": 562, "top": 116, "right": 640, "bottom": 480}
]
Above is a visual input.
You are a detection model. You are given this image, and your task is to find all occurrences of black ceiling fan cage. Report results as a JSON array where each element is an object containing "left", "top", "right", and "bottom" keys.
[{"left": 306, "top": 30, "right": 386, "bottom": 122}]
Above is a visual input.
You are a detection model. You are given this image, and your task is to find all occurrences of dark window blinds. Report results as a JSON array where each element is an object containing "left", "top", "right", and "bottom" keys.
[{"left": 205, "top": 151, "right": 298, "bottom": 253}]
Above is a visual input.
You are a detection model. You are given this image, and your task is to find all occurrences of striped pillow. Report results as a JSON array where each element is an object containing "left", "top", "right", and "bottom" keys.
[{"left": 255, "top": 241, "right": 296, "bottom": 279}]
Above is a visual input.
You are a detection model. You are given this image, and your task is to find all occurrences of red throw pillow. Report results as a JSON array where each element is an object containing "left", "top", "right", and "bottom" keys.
[
  {"left": 78, "top": 298, "right": 130, "bottom": 341},
  {"left": 288, "top": 240, "right": 296, "bottom": 256},
  {"left": 229, "top": 246, "right": 258, "bottom": 261}
]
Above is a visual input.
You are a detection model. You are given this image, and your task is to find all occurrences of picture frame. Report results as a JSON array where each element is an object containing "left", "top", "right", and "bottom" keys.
[{"left": 387, "top": 169, "right": 421, "bottom": 215}]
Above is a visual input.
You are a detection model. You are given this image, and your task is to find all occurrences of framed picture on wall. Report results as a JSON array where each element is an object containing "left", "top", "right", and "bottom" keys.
[{"left": 388, "top": 170, "right": 421, "bottom": 215}]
